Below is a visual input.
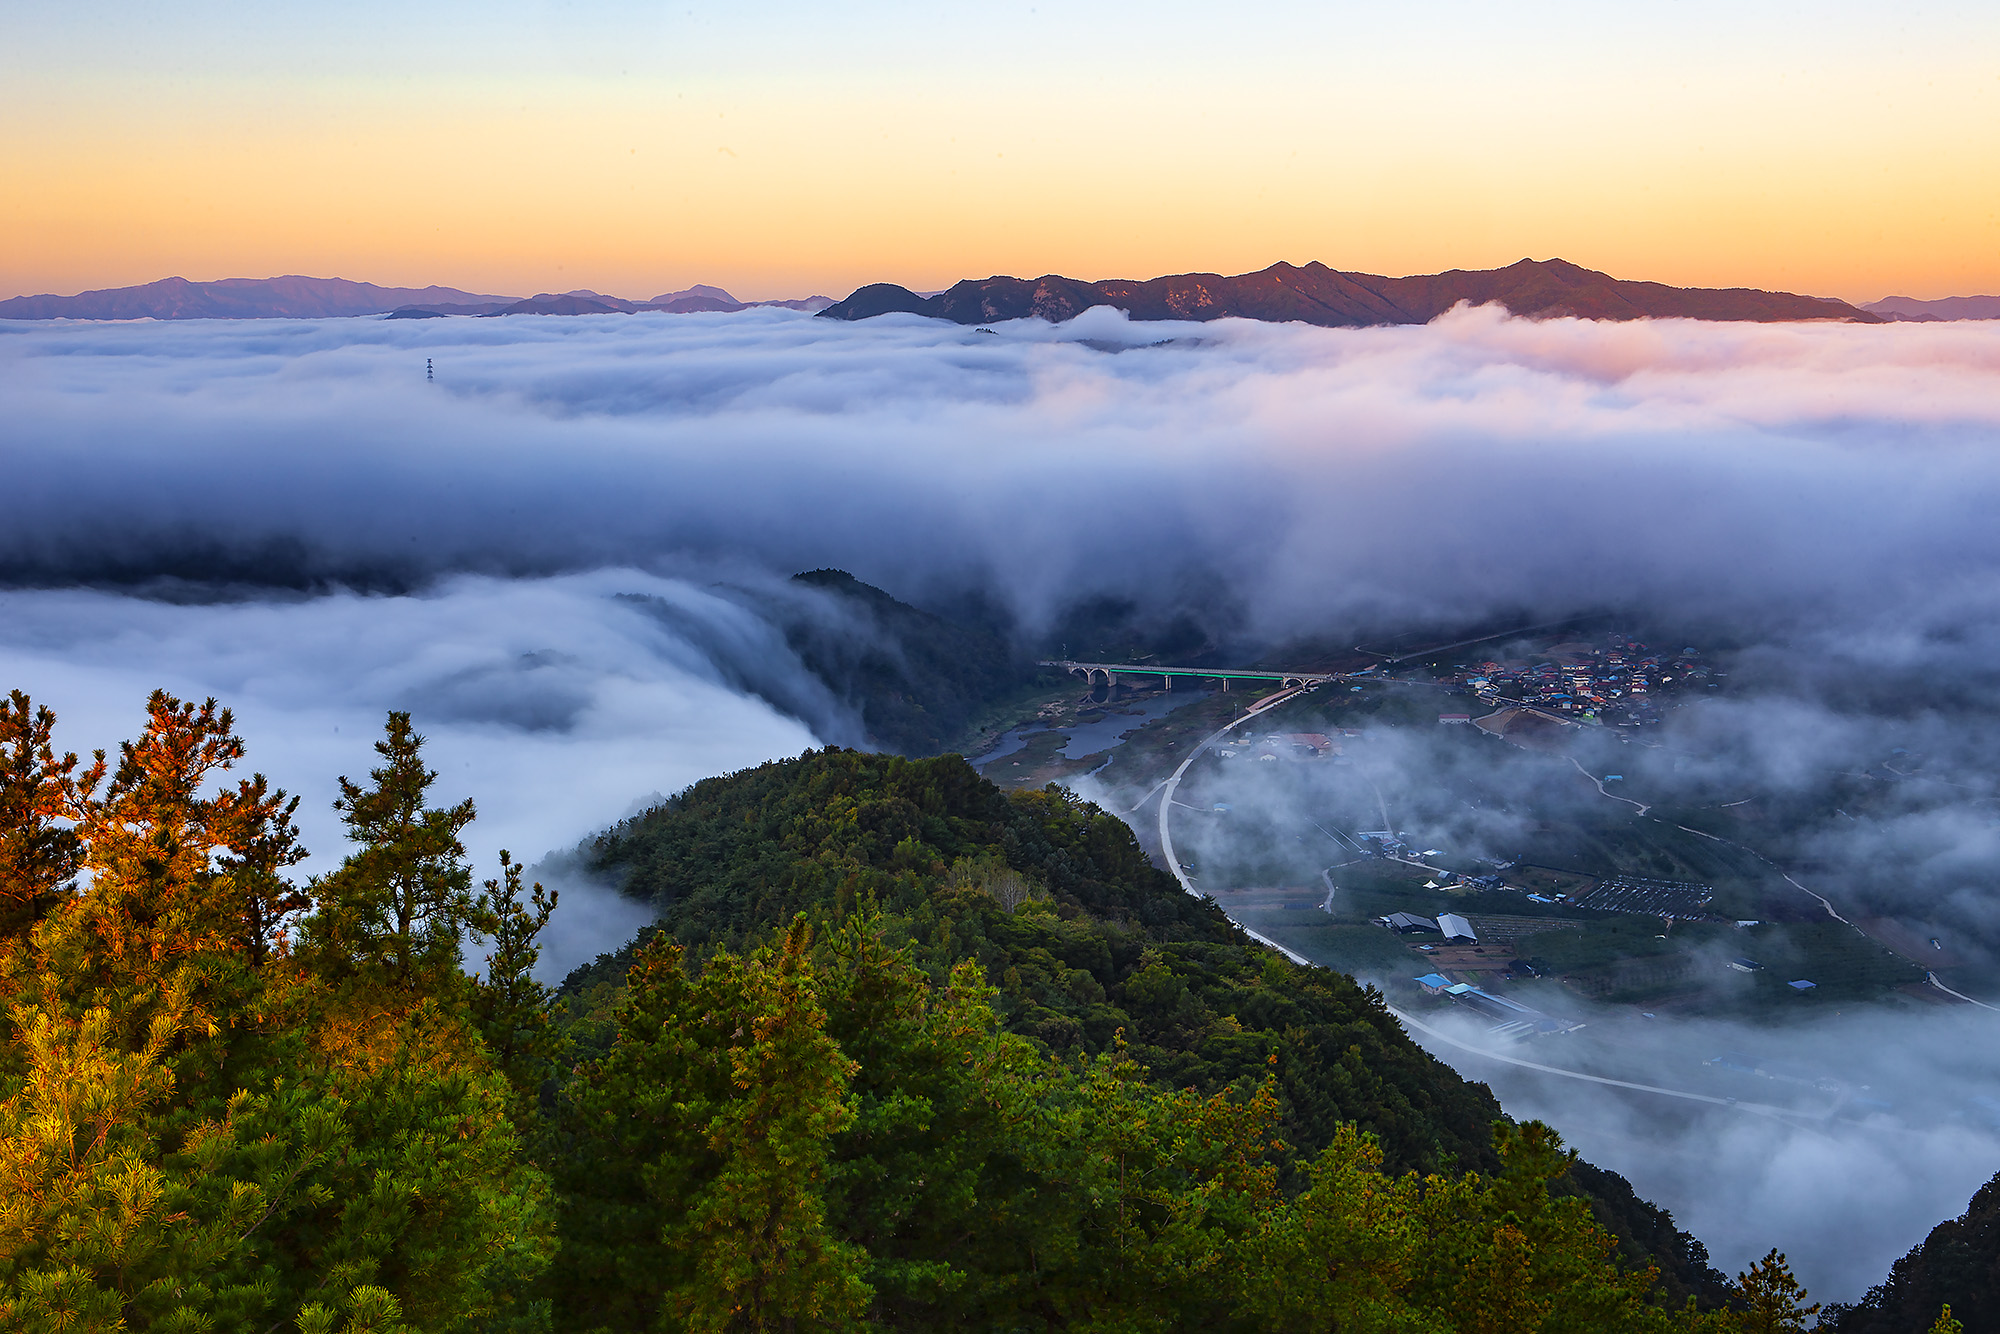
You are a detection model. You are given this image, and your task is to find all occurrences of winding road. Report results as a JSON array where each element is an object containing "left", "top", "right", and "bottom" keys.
[
  {"left": 1155, "top": 686, "right": 1303, "bottom": 895},
  {"left": 1572, "top": 756, "right": 1650, "bottom": 814}
]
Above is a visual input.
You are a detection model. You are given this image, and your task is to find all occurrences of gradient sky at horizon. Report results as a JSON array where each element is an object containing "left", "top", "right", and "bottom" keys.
[{"left": 5, "top": 0, "right": 1996, "bottom": 304}]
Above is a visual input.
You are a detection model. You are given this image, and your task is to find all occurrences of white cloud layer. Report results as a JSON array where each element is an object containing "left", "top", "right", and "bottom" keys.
[
  {"left": 1402, "top": 1003, "right": 2000, "bottom": 1304},
  {"left": 5, "top": 304, "right": 2000, "bottom": 636},
  {"left": 6, "top": 304, "right": 2000, "bottom": 1298}
]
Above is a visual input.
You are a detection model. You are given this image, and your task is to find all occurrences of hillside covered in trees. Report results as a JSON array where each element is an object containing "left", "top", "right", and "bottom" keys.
[
  {"left": 0, "top": 687, "right": 1964, "bottom": 1331},
  {"left": 1826, "top": 1172, "right": 2000, "bottom": 1333}
]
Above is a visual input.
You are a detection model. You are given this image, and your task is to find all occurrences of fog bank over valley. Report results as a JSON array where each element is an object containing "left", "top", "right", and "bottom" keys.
[
  {"left": 5, "top": 305, "right": 2000, "bottom": 637},
  {"left": 1404, "top": 1002, "right": 2000, "bottom": 1304},
  {"left": 6, "top": 304, "right": 2000, "bottom": 1302},
  {"left": 0, "top": 571, "right": 838, "bottom": 978}
]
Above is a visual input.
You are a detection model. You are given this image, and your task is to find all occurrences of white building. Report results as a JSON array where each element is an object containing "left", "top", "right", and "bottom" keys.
[{"left": 1437, "top": 913, "right": 1477, "bottom": 943}]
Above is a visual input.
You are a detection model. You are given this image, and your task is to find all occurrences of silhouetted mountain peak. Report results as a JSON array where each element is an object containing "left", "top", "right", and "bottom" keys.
[
  {"left": 650, "top": 283, "right": 737, "bottom": 304},
  {"left": 820, "top": 258, "right": 1881, "bottom": 328}
]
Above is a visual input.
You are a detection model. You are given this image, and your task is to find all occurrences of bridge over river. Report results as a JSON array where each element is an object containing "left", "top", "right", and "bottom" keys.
[{"left": 1042, "top": 660, "right": 1355, "bottom": 691}]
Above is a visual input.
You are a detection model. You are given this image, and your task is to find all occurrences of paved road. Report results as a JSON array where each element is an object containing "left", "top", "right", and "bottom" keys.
[
  {"left": 1155, "top": 686, "right": 1302, "bottom": 896},
  {"left": 1572, "top": 756, "right": 1651, "bottom": 814}
]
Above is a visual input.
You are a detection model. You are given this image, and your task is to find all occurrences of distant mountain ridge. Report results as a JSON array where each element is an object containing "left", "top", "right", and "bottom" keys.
[
  {"left": 473, "top": 286, "right": 834, "bottom": 318},
  {"left": 19, "top": 265, "right": 1950, "bottom": 326},
  {"left": 819, "top": 258, "right": 1883, "bottom": 326},
  {"left": 1863, "top": 294, "right": 2000, "bottom": 322},
  {"left": 0, "top": 275, "right": 519, "bottom": 321},
  {"left": 0, "top": 275, "right": 833, "bottom": 320}
]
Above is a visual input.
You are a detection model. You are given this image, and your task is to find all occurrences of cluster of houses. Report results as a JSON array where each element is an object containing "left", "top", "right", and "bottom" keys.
[
  {"left": 1356, "top": 830, "right": 1425, "bottom": 858},
  {"left": 1355, "top": 835, "right": 1508, "bottom": 890},
  {"left": 1443, "top": 636, "right": 1715, "bottom": 727}
]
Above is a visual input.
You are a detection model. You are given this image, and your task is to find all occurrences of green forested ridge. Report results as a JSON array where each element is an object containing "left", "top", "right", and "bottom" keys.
[
  {"left": 581, "top": 746, "right": 1730, "bottom": 1303},
  {"left": 554, "top": 914, "right": 1731, "bottom": 1333},
  {"left": 0, "top": 687, "right": 1951, "bottom": 1331},
  {"left": 1826, "top": 1170, "right": 2000, "bottom": 1333},
  {"left": 583, "top": 749, "right": 1506, "bottom": 1178}
]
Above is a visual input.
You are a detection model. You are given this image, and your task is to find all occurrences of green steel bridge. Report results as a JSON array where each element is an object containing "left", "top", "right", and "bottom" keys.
[{"left": 1040, "top": 660, "right": 1356, "bottom": 691}]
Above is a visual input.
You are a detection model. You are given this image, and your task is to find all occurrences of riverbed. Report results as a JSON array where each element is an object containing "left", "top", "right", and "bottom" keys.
[{"left": 972, "top": 690, "right": 1205, "bottom": 769}]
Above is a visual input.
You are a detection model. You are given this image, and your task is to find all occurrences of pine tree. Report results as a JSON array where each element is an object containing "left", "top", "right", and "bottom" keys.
[
  {"left": 41, "top": 692, "right": 301, "bottom": 1055},
  {"left": 473, "top": 850, "right": 560, "bottom": 1126},
  {"left": 0, "top": 691, "right": 102, "bottom": 944},
  {"left": 1236, "top": 1124, "right": 1433, "bottom": 1331},
  {"left": 211, "top": 771, "right": 311, "bottom": 967},
  {"left": 1735, "top": 1249, "right": 1821, "bottom": 1333},
  {"left": 557, "top": 917, "right": 870, "bottom": 1332},
  {"left": 0, "top": 694, "right": 557, "bottom": 1332},
  {"left": 812, "top": 916, "right": 1068, "bottom": 1327},
  {"left": 302, "top": 712, "right": 483, "bottom": 989}
]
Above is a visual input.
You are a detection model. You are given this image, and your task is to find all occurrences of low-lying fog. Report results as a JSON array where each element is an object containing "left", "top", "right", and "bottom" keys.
[
  {"left": 0, "top": 570, "right": 846, "bottom": 976},
  {"left": 1151, "top": 683, "right": 2000, "bottom": 1299},
  {"left": 5, "top": 302, "right": 1999, "bottom": 1300},
  {"left": 1407, "top": 1002, "right": 2000, "bottom": 1306}
]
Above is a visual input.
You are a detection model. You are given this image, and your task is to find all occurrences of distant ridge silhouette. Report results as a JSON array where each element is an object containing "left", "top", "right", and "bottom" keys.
[
  {"left": 819, "top": 258, "right": 1882, "bottom": 326},
  {"left": 1863, "top": 294, "right": 2000, "bottom": 322},
  {"left": 0, "top": 275, "right": 518, "bottom": 321},
  {"left": 0, "top": 276, "right": 834, "bottom": 320},
  {"left": 476, "top": 287, "right": 835, "bottom": 317}
]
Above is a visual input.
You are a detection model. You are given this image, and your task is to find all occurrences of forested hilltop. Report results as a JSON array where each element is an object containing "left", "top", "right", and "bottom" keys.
[
  {"left": 1825, "top": 1174, "right": 2000, "bottom": 1332},
  {"left": 0, "top": 688, "right": 1962, "bottom": 1331}
]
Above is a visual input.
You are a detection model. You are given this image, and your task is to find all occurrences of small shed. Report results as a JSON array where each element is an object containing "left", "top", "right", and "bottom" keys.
[
  {"left": 1414, "top": 973, "right": 1453, "bottom": 995},
  {"left": 1789, "top": 979, "right": 1817, "bottom": 991}
]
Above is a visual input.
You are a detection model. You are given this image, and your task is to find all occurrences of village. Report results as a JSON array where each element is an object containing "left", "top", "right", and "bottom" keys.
[{"left": 1436, "top": 634, "right": 1717, "bottom": 728}]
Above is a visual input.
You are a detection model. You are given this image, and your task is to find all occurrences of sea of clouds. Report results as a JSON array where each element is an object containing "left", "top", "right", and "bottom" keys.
[
  {"left": 8, "top": 303, "right": 2000, "bottom": 630},
  {"left": 4, "top": 302, "right": 2000, "bottom": 1298}
]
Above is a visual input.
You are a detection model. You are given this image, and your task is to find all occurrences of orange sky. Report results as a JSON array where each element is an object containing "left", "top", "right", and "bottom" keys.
[{"left": 5, "top": 3, "right": 1996, "bottom": 303}]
